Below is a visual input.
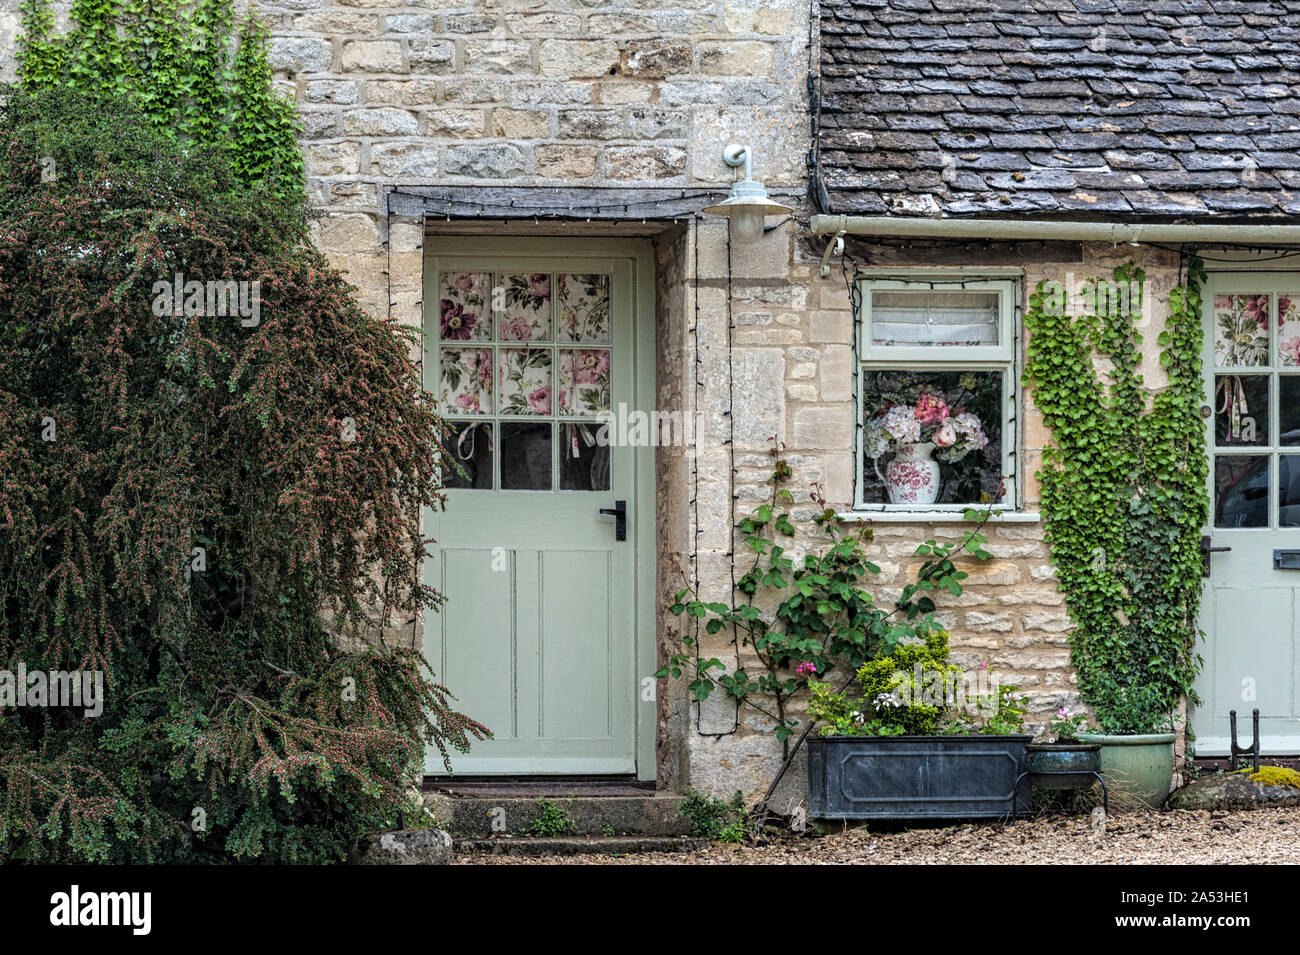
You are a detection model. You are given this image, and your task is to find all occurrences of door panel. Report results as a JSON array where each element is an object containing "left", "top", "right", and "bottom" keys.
[
  {"left": 1195, "top": 278, "right": 1300, "bottom": 755},
  {"left": 423, "top": 247, "right": 640, "bottom": 775}
]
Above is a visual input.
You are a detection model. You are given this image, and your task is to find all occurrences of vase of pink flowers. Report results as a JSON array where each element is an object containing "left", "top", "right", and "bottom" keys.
[{"left": 865, "top": 390, "right": 989, "bottom": 505}]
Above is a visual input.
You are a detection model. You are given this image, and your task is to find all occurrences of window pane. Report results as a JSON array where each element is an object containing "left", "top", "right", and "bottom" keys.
[
  {"left": 1215, "top": 374, "right": 1269, "bottom": 446},
  {"left": 1279, "top": 293, "right": 1300, "bottom": 366},
  {"left": 442, "top": 421, "right": 493, "bottom": 490},
  {"left": 497, "top": 347, "right": 552, "bottom": 416},
  {"left": 438, "top": 271, "right": 491, "bottom": 341},
  {"left": 870, "top": 291, "right": 999, "bottom": 347},
  {"left": 861, "top": 370, "right": 1003, "bottom": 506},
  {"left": 559, "top": 422, "right": 610, "bottom": 491},
  {"left": 439, "top": 347, "right": 492, "bottom": 415},
  {"left": 1212, "top": 293, "right": 1269, "bottom": 367},
  {"left": 501, "top": 422, "right": 552, "bottom": 490},
  {"left": 1281, "top": 376, "right": 1300, "bottom": 446},
  {"left": 1282, "top": 456, "right": 1300, "bottom": 527},
  {"left": 1214, "top": 454, "right": 1268, "bottom": 528}
]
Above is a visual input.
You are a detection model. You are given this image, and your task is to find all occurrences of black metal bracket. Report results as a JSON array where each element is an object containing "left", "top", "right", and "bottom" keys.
[
  {"left": 1229, "top": 708, "right": 1261, "bottom": 773},
  {"left": 1012, "top": 770, "right": 1108, "bottom": 819},
  {"left": 599, "top": 500, "right": 626, "bottom": 541}
]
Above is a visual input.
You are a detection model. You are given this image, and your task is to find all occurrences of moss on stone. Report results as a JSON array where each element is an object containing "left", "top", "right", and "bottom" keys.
[{"left": 1232, "top": 766, "right": 1300, "bottom": 790}]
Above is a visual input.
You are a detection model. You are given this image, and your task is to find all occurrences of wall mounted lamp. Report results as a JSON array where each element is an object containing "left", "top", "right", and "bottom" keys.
[{"left": 702, "top": 143, "right": 794, "bottom": 243}]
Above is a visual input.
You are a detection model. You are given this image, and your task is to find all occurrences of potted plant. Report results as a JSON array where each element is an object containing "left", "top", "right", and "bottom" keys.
[
  {"left": 1074, "top": 686, "right": 1177, "bottom": 809},
  {"left": 805, "top": 632, "right": 1032, "bottom": 820},
  {"left": 863, "top": 387, "right": 989, "bottom": 505},
  {"left": 1025, "top": 706, "right": 1102, "bottom": 792}
]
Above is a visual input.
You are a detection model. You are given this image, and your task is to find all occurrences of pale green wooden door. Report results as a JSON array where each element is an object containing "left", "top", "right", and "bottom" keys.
[
  {"left": 423, "top": 247, "right": 638, "bottom": 774},
  {"left": 1194, "top": 276, "right": 1300, "bottom": 755}
]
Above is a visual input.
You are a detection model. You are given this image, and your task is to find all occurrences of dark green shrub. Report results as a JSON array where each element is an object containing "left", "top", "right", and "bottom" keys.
[{"left": 0, "top": 87, "right": 487, "bottom": 863}]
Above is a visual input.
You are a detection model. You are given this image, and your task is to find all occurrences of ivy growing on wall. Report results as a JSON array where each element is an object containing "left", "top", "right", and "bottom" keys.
[
  {"left": 1023, "top": 259, "right": 1209, "bottom": 735},
  {"left": 17, "top": 0, "right": 303, "bottom": 200}
]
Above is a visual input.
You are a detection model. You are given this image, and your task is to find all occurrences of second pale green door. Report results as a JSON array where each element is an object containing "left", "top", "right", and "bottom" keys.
[
  {"left": 1196, "top": 274, "right": 1300, "bottom": 755},
  {"left": 423, "top": 242, "right": 641, "bottom": 775}
]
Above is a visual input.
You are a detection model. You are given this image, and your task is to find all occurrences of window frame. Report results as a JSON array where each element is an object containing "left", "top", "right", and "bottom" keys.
[{"left": 853, "top": 271, "right": 1022, "bottom": 516}]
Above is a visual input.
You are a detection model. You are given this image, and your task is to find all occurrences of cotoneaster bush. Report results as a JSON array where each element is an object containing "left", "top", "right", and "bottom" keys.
[{"left": 0, "top": 87, "right": 488, "bottom": 863}]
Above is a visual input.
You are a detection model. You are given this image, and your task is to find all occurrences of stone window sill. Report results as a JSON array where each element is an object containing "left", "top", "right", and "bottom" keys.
[{"left": 836, "top": 510, "right": 1041, "bottom": 524}]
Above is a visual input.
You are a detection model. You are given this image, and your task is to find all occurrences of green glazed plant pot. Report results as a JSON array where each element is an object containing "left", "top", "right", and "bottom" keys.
[
  {"left": 1076, "top": 732, "right": 1176, "bottom": 809},
  {"left": 1025, "top": 742, "right": 1101, "bottom": 790}
]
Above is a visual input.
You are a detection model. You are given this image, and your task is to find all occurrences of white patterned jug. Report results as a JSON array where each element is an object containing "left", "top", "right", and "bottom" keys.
[{"left": 875, "top": 442, "right": 940, "bottom": 505}]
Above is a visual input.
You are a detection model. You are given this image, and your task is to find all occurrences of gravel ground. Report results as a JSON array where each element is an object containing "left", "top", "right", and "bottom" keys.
[{"left": 457, "top": 807, "right": 1300, "bottom": 864}]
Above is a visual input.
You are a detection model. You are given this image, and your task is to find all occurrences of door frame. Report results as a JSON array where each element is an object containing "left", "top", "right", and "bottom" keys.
[
  {"left": 420, "top": 234, "right": 659, "bottom": 781},
  {"left": 1195, "top": 255, "right": 1300, "bottom": 756}
]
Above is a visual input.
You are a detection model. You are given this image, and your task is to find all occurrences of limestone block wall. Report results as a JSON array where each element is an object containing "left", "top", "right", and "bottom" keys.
[{"left": 678, "top": 236, "right": 1187, "bottom": 803}]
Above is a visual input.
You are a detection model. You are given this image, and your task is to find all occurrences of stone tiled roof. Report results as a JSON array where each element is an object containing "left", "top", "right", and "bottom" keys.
[{"left": 818, "top": 0, "right": 1300, "bottom": 220}]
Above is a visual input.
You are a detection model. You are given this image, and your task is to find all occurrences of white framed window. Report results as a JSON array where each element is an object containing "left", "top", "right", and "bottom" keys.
[{"left": 855, "top": 271, "right": 1021, "bottom": 514}]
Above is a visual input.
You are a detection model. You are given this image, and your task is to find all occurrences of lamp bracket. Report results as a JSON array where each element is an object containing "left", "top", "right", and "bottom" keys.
[
  {"left": 721, "top": 143, "right": 752, "bottom": 181},
  {"left": 819, "top": 228, "right": 846, "bottom": 278}
]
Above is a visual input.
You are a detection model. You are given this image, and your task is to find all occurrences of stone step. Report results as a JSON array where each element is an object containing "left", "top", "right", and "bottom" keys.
[
  {"left": 424, "top": 793, "right": 695, "bottom": 838},
  {"left": 455, "top": 835, "right": 708, "bottom": 857}
]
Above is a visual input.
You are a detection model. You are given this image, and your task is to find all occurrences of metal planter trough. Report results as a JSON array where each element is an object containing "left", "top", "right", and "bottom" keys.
[{"left": 807, "top": 735, "right": 1033, "bottom": 821}]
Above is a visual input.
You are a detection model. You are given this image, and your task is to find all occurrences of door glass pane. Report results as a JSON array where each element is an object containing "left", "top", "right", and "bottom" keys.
[
  {"left": 1279, "top": 293, "right": 1300, "bottom": 365},
  {"left": 1280, "top": 376, "right": 1300, "bottom": 446},
  {"left": 442, "top": 421, "right": 493, "bottom": 490},
  {"left": 560, "top": 423, "right": 610, "bottom": 491},
  {"left": 557, "top": 273, "right": 611, "bottom": 342},
  {"left": 1215, "top": 454, "right": 1269, "bottom": 528},
  {"left": 439, "top": 347, "right": 492, "bottom": 415},
  {"left": 1214, "top": 374, "right": 1269, "bottom": 446},
  {"left": 497, "top": 348, "right": 552, "bottom": 416},
  {"left": 1281, "top": 456, "right": 1300, "bottom": 527},
  {"left": 558, "top": 348, "right": 611, "bottom": 416},
  {"left": 1212, "top": 293, "right": 1270, "bottom": 367},
  {"left": 438, "top": 271, "right": 492, "bottom": 341},
  {"left": 501, "top": 422, "right": 552, "bottom": 490},
  {"left": 497, "top": 272, "right": 552, "bottom": 342},
  {"left": 870, "top": 291, "right": 999, "bottom": 347}
]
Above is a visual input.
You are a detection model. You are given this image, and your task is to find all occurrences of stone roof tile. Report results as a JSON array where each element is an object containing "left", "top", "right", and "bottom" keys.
[{"left": 819, "top": 0, "right": 1300, "bottom": 219}]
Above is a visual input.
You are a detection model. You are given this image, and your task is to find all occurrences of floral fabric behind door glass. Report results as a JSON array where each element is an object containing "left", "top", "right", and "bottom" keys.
[
  {"left": 557, "top": 273, "right": 611, "bottom": 342},
  {"left": 1213, "top": 293, "right": 1269, "bottom": 367},
  {"left": 1279, "top": 293, "right": 1300, "bottom": 366},
  {"left": 498, "top": 348, "right": 551, "bottom": 415},
  {"left": 498, "top": 272, "right": 552, "bottom": 342},
  {"left": 439, "top": 271, "right": 492, "bottom": 341},
  {"left": 438, "top": 269, "right": 613, "bottom": 490},
  {"left": 558, "top": 348, "right": 611, "bottom": 416},
  {"left": 440, "top": 347, "right": 492, "bottom": 415}
]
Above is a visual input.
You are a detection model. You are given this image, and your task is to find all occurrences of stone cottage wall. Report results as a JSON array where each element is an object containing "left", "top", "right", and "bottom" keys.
[{"left": 0, "top": 3, "right": 1190, "bottom": 801}]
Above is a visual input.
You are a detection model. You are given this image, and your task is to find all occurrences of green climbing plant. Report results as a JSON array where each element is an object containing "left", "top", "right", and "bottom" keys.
[
  {"left": 17, "top": 0, "right": 302, "bottom": 200},
  {"left": 1022, "top": 259, "right": 1209, "bottom": 735}
]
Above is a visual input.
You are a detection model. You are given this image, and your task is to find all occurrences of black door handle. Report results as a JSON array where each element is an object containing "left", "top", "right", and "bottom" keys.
[
  {"left": 599, "top": 500, "right": 626, "bottom": 541},
  {"left": 1200, "top": 534, "right": 1231, "bottom": 577}
]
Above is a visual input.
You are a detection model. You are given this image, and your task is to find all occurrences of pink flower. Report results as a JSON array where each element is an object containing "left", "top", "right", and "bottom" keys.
[
  {"left": 501, "top": 315, "right": 533, "bottom": 341},
  {"left": 440, "top": 300, "right": 477, "bottom": 340},
  {"left": 914, "top": 393, "right": 950, "bottom": 425},
  {"left": 453, "top": 273, "right": 476, "bottom": 293},
  {"left": 454, "top": 391, "right": 480, "bottom": 413},
  {"left": 979, "top": 661, "right": 987, "bottom": 670},
  {"left": 1242, "top": 294, "right": 1269, "bottom": 331},
  {"left": 528, "top": 272, "right": 551, "bottom": 298},
  {"left": 796, "top": 662, "right": 817, "bottom": 676},
  {"left": 1282, "top": 336, "right": 1300, "bottom": 365},
  {"left": 527, "top": 385, "right": 552, "bottom": 415},
  {"left": 573, "top": 349, "right": 609, "bottom": 384},
  {"left": 1057, "top": 707, "right": 1071, "bottom": 719},
  {"left": 933, "top": 421, "right": 957, "bottom": 447}
]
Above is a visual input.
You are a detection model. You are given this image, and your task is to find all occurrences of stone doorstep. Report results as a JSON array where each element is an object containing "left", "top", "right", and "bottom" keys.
[
  {"left": 454, "top": 835, "right": 709, "bottom": 857},
  {"left": 424, "top": 793, "right": 695, "bottom": 839}
]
